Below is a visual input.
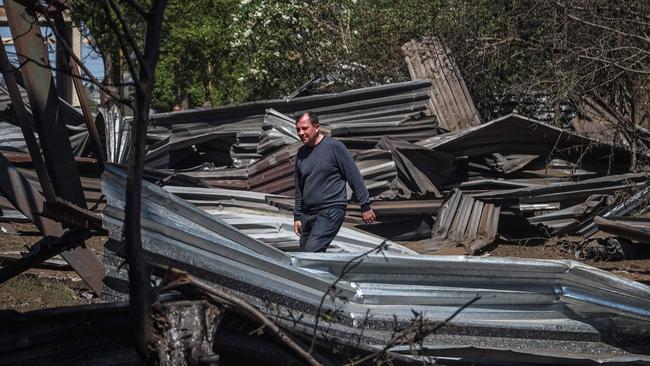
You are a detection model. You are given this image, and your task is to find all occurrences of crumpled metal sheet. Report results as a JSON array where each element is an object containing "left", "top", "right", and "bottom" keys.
[
  {"left": 148, "top": 80, "right": 435, "bottom": 170},
  {"left": 594, "top": 216, "right": 650, "bottom": 245},
  {"left": 101, "top": 104, "right": 131, "bottom": 164},
  {"left": 0, "top": 122, "right": 30, "bottom": 152},
  {"left": 258, "top": 109, "right": 299, "bottom": 156},
  {"left": 402, "top": 37, "right": 481, "bottom": 132},
  {"left": 418, "top": 114, "right": 635, "bottom": 168},
  {"left": 101, "top": 164, "right": 650, "bottom": 364},
  {"left": 162, "top": 184, "right": 416, "bottom": 255},
  {"left": 427, "top": 188, "right": 499, "bottom": 254}
]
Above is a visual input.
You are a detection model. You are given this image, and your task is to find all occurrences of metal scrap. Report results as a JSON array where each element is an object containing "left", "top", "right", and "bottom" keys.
[
  {"left": 594, "top": 216, "right": 650, "bottom": 245},
  {"left": 100, "top": 164, "right": 650, "bottom": 364},
  {"left": 402, "top": 37, "right": 481, "bottom": 131},
  {"left": 421, "top": 188, "right": 500, "bottom": 254}
]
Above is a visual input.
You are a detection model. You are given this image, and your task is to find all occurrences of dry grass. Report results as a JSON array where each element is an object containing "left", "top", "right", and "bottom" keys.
[
  {"left": 0, "top": 222, "right": 106, "bottom": 312},
  {"left": 0, "top": 274, "right": 92, "bottom": 312}
]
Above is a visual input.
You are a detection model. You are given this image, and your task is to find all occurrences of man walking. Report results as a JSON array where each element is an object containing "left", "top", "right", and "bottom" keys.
[{"left": 293, "top": 112, "right": 376, "bottom": 252}]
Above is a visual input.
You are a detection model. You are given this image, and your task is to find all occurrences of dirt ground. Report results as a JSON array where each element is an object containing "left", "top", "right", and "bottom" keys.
[
  {"left": 1, "top": 222, "right": 650, "bottom": 313},
  {"left": 486, "top": 237, "right": 650, "bottom": 284},
  {"left": 0, "top": 223, "right": 104, "bottom": 312}
]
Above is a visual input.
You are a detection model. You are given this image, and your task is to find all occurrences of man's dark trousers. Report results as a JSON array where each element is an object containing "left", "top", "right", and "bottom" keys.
[{"left": 299, "top": 207, "right": 346, "bottom": 252}]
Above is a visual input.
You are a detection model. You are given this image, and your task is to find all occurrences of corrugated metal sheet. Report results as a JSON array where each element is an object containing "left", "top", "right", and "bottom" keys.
[
  {"left": 0, "top": 121, "right": 94, "bottom": 159},
  {"left": 163, "top": 183, "right": 416, "bottom": 255},
  {"left": 267, "top": 195, "right": 442, "bottom": 223},
  {"left": 101, "top": 104, "right": 131, "bottom": 164},
  {"left": 0, "top": 84, "right": 86, "bottom": 127},
  {"left": 101, "top": 164, "right": 650, "bottom": 364},
  {"left": 257, "top": 109, "right": 299, "bottom": 155},
  {"left": 473, "top": 173, "right": 647, "bottom": 204},
  {"left": 0, "top": 84, "right": 93, "bottom": 157},
  {"left": 577, "top": 181, "right": 650, "bottom": 237},
  {"left": 0, "top": 122, "right": 29, "bottom": 152},
  {"left": 151, "top": 80, "right": 432, "bottom": 128},
  {"left": 409, "top": 188, "right": 499, "bottom": 254},
  {"left": 246, "top": 142, "right": 299, "bottom": 195},
  {"left": 245, "top": 141, "right": 403, "bottom": 199},
  {"left": 402, "top": 37, "right": 481, "bottom": 131},
  {"left": 419, "top": 114, "right": 633, "bottom": 163},
  {"left": 147, "top": 80, "right": 436, "bottom": 170}
]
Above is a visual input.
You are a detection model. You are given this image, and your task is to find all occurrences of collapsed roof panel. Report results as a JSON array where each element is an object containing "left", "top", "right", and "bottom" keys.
[
  {"left": 150, "top": 80, "right": 433, "bottom": 127},
  {"left": 258, "top": 109, "right": 299, "bottom": 155},
  {"left": 147, "top": 80, "right": 436, "bottom": 170},
  {"left": 424, "top": 188, "right": 500, "bottom": 254},
  {"left": 419, "top": 113, "right": 631, "bottom": 161},
  {"left": 101, "top": 164, "right": 650, "bottom": 364},
  {"left": 402, "top": 37, "right": 481, "bottom": 131},
  {"left": 129, "top": 168, "right": 416, "bottom": 255}
]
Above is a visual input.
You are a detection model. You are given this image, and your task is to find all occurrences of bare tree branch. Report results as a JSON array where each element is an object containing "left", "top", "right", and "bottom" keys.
[
  {"left": 123, "top": 0, "right": 167, "bottom": 360},
  {"left": 100, "top": 1, "right": 140, "bottom": 93},
  {"left": 566, "top": 13, "right": 650, "bottom": 45},
  {"left": 579, "top": 54, "right": 650, "bottom": 75},
  {"left": 106, "top": 0, "right": 147, "bottom": 71},
  {"left": 39, "top": 11, "right": 127, "bottom": 105},
  {"left": 161, "top": 268, "right": 324, "bottom": 366},
  {"left": 118, "top": 0, "right": 149, "bottom": 20}
]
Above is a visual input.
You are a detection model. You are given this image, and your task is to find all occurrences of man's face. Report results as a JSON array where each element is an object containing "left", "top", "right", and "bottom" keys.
[{"left": 296, "top": 115, "right": 320, "bottom": 146}]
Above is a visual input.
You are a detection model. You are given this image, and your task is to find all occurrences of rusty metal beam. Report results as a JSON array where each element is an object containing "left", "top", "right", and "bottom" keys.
[
  {"left": 0, "top": 229, "right": 90, "bottom": 284},
  {"left": 0, "top": 154, "right": 104, "bottom": 293},
  {"left": 42, "top": 198, "right": 103, "bottom": 231},
  {"left": 54, "top": 18, "right": 73, "bottom": 103},
  {"left": 0, "top": 36, "right": 56, "bottom": 202},
  {"left": 69, "top": 61, "right": 107, "bottom": 170},
  {"left": 50, "top": 9, "right": 106, "bottom": 170},
  {"left": 4, "top": 0, "right": 105, "bottom": 294},
  {"left": 594, "top": 216, "right": 650, "bottom": 244},
  {"left": 5, "top": 0, "right": 86, "bottom": 208}
]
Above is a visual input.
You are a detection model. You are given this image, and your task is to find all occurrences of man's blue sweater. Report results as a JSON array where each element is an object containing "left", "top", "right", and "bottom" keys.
[{"left": 294, "top": 136, "right": 370, "bottom": 220}]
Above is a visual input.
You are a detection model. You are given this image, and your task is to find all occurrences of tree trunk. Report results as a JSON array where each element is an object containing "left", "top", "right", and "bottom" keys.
[{"left": 633, "top": 76, "right": 650, "bottom": 130}]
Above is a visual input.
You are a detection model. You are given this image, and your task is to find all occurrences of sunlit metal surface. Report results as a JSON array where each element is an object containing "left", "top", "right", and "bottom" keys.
[
  {"left": 164, "top": 180, "right": 416, "bottom": 255},
  {"left": 102, "top": 104, "right": 131, "bottom": 164},
  {"left": 101, "top": 164, "right": 650, "bottom": 364}
]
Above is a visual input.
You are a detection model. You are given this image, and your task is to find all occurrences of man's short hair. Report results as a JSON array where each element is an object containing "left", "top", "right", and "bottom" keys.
[{"left": 296, "top": 111, "right": 319, "bottom": 125}]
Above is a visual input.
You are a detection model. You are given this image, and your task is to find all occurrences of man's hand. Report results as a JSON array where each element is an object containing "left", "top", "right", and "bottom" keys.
[
  {"left": 361, "top": 208, "right": 376, "bottom": 224},
  {"left": 293, "top": 220, "right": 302, "bottom": 236}
]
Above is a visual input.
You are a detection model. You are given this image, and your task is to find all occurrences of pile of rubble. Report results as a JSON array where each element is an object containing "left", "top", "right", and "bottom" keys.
[{"left": 1, "top": 34, "right": 650, "bottom": 365}]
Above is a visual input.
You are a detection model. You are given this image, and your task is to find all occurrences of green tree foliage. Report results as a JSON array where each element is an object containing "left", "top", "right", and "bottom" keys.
[
  {"left": 433, "top": 0, "right": 650, "bottom": 122},
  {"left": 226, "top": 0, "right": 319, "bottom": 101},
  {"left": 153, "top": 0, "right": 241, "bottom": 109},
  {"left": 72, "top": 0, "right": 144, "bottom": 98},
  {"left": 73, "top": 0, "right": 445, "bottom": 110},
  {"left": 226, "top": 0, "right": 444, "bottom": 94},
  {"left": 72, "top": 0, "right": 649, "bottom": 122}
]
